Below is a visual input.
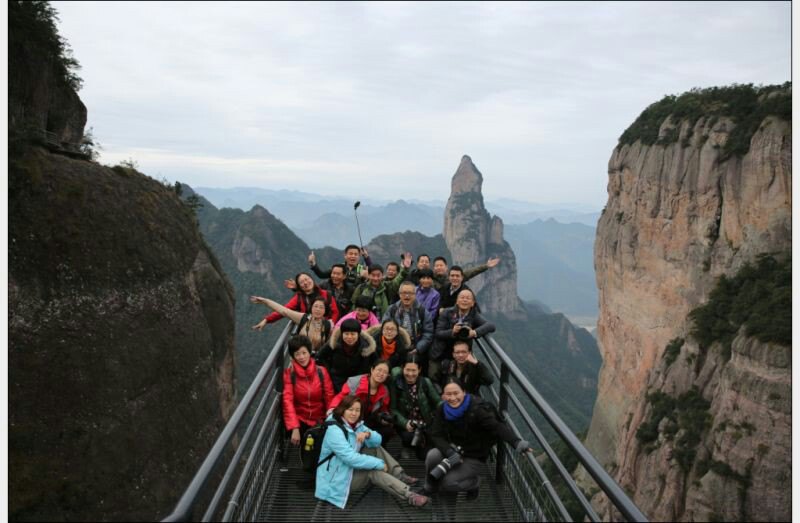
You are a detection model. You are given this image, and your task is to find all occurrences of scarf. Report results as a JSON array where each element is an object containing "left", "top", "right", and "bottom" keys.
[
  {"left": 407, "top": 381, "right": 422, "bottom": 422},
  {"left": 381, "top": 336, "right": 397, "bottom": 359},
  {"left": 443, "top": 393, "right": 472, "bottom": 421}
]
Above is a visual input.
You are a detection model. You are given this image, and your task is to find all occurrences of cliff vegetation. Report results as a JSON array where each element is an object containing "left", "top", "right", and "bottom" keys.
[
  {"left": 617, "top": 83, "right": 791, "bottom": 159},
  {"left": 689, "top": 254, "right": 791, "bottom": 359}
]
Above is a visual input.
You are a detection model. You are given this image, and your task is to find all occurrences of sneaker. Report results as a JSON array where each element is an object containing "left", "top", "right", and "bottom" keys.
[
  {"left": 465, "top": 487, "right": 479, "bottom": 500},
  {"left": 407, "top": 492, "right": 430, "bottom": 507},
  {"left": 398, "top": 473, "right": 420, "bottom": 486}
]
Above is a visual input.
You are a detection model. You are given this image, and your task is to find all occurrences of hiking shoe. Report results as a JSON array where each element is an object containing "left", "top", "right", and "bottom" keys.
[
  {"left": 465, "top": 487, "right": 480, "bottom": 500},
  {"left": 407, "top": 492, "right": 430, "bottom": 507},
  {"left": 398, "top": 473, "right": 420, "bottom": 486}
]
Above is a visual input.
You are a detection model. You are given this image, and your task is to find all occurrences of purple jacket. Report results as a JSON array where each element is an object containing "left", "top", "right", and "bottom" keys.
[{"left": 416, "top": 286, "right": 441, "bottom": 320}]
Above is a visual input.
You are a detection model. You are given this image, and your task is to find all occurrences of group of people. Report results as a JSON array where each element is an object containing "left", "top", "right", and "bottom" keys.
[{"left": 251, "top": 244, "right": 532, "bottom": 510}]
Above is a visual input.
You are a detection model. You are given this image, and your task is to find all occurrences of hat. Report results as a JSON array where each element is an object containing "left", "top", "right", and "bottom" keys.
[
  {"left": 354, "top": 295, "right": 374, "bottom": 310},
  {"left": 417, "top": 268, "right": 434, "bottom": 279},
  {"left": 340, "top": 318, "right": 362, "bottom": 333}
]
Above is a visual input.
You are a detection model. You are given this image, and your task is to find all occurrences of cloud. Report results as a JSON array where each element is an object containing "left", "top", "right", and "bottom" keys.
[{"left": 53, "top": 1, "right": 790, "bottom": 205}]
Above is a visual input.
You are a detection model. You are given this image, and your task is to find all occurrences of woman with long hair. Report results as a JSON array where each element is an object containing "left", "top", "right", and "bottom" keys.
[
  {"left": 251, "top": 272, "right": 340, "bottom": 331},
  {"left": 250, "top": 295, "right": 334, "bottom": 354}
]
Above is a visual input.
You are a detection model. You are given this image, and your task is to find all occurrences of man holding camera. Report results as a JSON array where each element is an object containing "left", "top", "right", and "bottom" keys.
[
  {"left": 423, "top": 377, "right": 532, "bottom": 499},
  {"left": 429, "top": 288, "right": 495, "bottom": 381}
]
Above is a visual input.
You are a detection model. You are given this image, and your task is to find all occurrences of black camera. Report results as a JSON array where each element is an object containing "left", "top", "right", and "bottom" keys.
[
  {"left": 377, "top": 412, "right": 393, "bottom": 425},
  {"left": 409, "top": 420, "right": 426, "bottom": 447},
  {"left": 429, "top": 444, "right": 463, "bottom": 480},
  {"left": 455, "top": 321, "right": 471, "bottom": 339}
]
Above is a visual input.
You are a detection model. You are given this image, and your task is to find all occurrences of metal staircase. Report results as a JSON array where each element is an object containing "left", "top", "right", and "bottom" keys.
[{"left": 162, "top": 321, "right": 647, "bottom": 522}]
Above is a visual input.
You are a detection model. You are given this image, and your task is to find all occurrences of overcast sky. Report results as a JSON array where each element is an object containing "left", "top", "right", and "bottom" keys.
[{"left": 52, "top": 1, "right": 790, "bottom": 207}]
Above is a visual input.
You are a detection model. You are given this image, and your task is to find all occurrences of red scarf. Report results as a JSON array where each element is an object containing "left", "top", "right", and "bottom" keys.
[{"left": 381, "top": 336, "right": 397, "bottom": 359}]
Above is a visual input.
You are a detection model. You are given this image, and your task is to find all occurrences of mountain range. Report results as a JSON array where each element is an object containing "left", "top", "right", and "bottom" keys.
[{"left": 194, "top": 188, "right": 599, "bottom": 317}]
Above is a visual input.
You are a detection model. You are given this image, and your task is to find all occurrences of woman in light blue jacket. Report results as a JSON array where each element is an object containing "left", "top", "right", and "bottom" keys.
[{"left": 315, "top": 395, "right": 430, "bottom": 509}]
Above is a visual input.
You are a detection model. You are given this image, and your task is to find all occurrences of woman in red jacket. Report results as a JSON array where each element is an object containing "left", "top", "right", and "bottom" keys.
[
  {"left": 252, "top": 272, "right": 340, "bottom": 331},
  {"left": 329, "top": 359, "right": 395, "bottom": 443},
  {"left": 282, "top": 335, "right": 335, "bottom": 447}
]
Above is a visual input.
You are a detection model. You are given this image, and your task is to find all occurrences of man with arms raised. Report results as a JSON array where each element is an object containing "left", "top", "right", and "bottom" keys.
[{"left": 309, "top": 244, "right": 371, "bottom": 290}]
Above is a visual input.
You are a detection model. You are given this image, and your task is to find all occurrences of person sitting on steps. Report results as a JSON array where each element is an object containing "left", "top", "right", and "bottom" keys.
[{"left": 314, "top": 395, "right": 430, "bottom": 509}]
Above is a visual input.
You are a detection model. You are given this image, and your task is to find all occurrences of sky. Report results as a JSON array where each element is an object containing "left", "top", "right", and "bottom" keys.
[{"left": 51, "top": 1, "right": 790, "bottom": 207}]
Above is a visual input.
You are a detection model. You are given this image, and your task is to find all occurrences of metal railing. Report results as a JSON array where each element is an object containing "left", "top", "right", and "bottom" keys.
[
  {"left": 474, "top": 334, "right": 648, "bottom": 522},
  {"left": 162, "top": 321, "right": 293, "bottom": 522},
  {"left": 163, "top": 324, "right": 647, "bottom": 522}
]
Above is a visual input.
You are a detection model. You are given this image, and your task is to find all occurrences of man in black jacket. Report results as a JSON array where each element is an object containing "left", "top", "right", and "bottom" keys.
[
  {"left": 436, "top": 340, "right": 493, "bottom": 396},
  {"left": 318, "top": 263, "right": 354, "bottom": 313}
]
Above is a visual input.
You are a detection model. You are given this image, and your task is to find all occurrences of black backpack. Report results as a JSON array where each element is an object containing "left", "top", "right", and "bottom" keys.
[
  {"left": 276, "top": 365, "right": 326, "bottom": 394},
  {"left": 300, "top": 419, "right": 348, "bottom": 472}
]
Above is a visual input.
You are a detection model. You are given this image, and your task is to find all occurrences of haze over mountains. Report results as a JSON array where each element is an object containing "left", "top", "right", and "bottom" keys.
[
  {"left": 195, "top": 186, "right": 600, "bottom": 317},
  {"left": 196, "top": 186, "right": 601, "bottom": 230}
]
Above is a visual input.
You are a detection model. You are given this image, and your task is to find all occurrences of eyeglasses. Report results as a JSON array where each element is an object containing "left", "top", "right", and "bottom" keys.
[{"left": 399, "top": 291, "right": 415, "bottom": 296}]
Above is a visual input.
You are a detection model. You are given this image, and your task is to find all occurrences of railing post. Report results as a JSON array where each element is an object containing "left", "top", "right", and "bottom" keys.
[{"left": 495, "top": 362, "right": 510, "bottom": 485}]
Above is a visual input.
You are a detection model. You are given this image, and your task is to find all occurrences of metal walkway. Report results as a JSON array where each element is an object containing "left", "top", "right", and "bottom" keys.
[
  {"left": 163, "top": 322, "right": 648, "bottom": 522},
  {"left": 258, "top": 436, "right": 516, "bottom": 522}
]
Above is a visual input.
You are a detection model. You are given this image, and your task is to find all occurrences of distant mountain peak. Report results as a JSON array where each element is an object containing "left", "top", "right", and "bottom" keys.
[
  {"left": 451, "top": 155, "right": 483, "bottom": 195},
  {"left": 443, "top": 156, "right": 524, "bottom": 318}
]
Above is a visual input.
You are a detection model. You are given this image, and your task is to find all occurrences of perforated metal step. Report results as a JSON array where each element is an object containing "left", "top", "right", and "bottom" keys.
[{"left": 256, "top": 438, "right": 517, "bottom": 522}]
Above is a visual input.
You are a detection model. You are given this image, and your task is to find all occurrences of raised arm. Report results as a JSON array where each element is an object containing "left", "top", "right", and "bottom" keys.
[{"left": 463, "top": 257, "right": 500, "bottom": 282}]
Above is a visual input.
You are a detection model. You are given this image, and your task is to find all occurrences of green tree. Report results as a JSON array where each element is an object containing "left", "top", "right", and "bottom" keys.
[{"left": 9, "top": 1, "right": 83, "bottom": 91}]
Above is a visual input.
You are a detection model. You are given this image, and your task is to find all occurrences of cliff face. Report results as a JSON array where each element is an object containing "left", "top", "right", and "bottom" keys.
[
  {"left": 9, "top": 2, "right": 87, "bottom": 145},
  {"left": 585, "top": 91, "right": 791, "bottom": 520},
  {"left": 196, "top": 200, "right": 313, "bottom": 393},
  {"left": 443, "top": 156, "right": 526, "bottom": 318},
  {"left": 9, "top": 150, "right": 237, "bottom": 521}
]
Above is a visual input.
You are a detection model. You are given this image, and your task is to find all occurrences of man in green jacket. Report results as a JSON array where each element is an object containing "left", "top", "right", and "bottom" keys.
[{"left": 351, "top": 255, "right": 411, "bottom": 317}]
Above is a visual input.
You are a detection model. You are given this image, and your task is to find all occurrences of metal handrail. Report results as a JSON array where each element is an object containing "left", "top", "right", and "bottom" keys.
[
  {"left": 162, "top": 321, "right": 293, "bottom": 522},
  {"left": 163, "top": 322, "right": 647, "bottom": 522},
  {"left": 477, "top": 344, "right": 571, "bottom": 520},
  {"left": 476, "top": 334, "right": 648, "bottom": 522}
]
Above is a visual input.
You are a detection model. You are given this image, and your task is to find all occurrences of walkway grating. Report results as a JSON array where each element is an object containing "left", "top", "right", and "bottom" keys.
[{"left": 256, "top": 437, "right": 518, "bottom": 522}]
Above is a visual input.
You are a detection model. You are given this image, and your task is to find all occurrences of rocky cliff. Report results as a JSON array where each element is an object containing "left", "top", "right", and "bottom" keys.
[
  {"left": 9, "top": 5, "right": 237, "bottom": 518},
  {"left": 583, "top": 85, "right": 791, "bottom": 520},
  {"left": 9, "top": 1, "right": 87, "bottom": 146},
  {"left": 443, "top": 155, "right": 526, "bottom": 318},
  {"left": 9, "top": 149, "right": 237, "bottom": 522}
]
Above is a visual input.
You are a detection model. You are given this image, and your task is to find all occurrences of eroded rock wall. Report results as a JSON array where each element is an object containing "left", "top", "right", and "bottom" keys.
[
  {"left": 9, "top": 149, "right": 237, "bottom": 521},
  {"left": 584, "top": 108, "right": 790, "bottom": 520}
]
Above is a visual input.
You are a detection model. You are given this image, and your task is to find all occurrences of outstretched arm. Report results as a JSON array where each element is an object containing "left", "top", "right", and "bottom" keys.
[{"left": 249, "top": 296, "right": 304, "bottom": 324}]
